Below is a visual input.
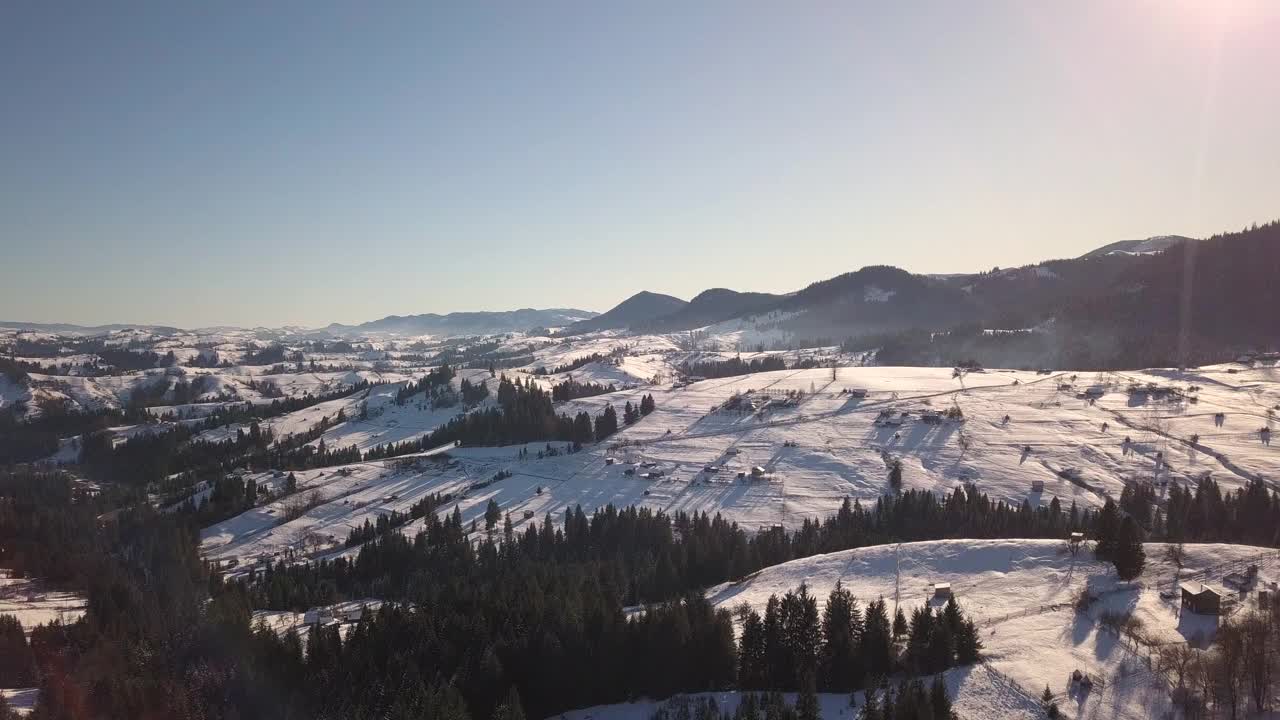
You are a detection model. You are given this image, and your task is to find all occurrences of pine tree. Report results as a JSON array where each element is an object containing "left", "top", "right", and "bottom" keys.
[
  {"left": 888, "top": 460, "right": 903, "bottom": 489},
  {"left": 1094, "top": 498, "right": 1121, "bottom": 561},
  {"left": 821, "top": 581, "right": 863, "bottom": 691},
  {"left": 485, "top": 499, "right": 501, "bottom": 531},
  {"left": 595, "top": 404, "right": 619, "bottom": 441},
  {"left": 1113, "top": 515, "right": 1146, "bottom": 580},
  {"left": 763, "top": 595, "right": 788, "bottom": 689},
  {"left": 893, "top": 606, "right": 908, "bottom": 640},
  {"left": 954, "top": 618, "right": 982, "bottom": 664},
  {"left": 640, "top": 394, "right": 656, "bottom": 416},
  {"left": 738, "top": 607, "right": 768, "bottom": 690},
  {"left": 796, "top": 674, "right": 820, "bottom": 720},
  {"left": 862, "top": 599, "right": 893, "bottom": 679}
]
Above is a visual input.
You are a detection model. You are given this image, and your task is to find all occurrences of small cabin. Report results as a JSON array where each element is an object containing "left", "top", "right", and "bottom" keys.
[
  {"left": 604, "top": 457, "right": 615, "bottom": 465},
  {"left": 1180, "top": 582, "right": 1223, "bottom": 615},
  {"left": 1030, "top": 480, "right": 1046, "bottom": 493},
  {"left": 751, "top": 466, "right": 767, "bottom": 477},
  {"left": 933, "top": 582, "right": 952, "bottom": 598},
  {"left": 1069, "top": 531, "right": 1085, "bottom": 542}
]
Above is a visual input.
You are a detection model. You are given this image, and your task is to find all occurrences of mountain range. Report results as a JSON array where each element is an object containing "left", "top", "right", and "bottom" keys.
[
  {"left": 325, "top": 308, "right": 597, "bottom": 337},
  {"left": 8, "top": 225, "right": 1277, "bottom": 366},
  {"left": 558, "top": 223, "right": 1280, "bottom": 366}
]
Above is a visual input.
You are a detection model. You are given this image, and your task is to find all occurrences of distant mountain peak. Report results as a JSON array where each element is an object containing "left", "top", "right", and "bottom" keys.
[
  {"left": 560, "top": 291, "right": 688, "bottom": 334},
  {"left": 1080, "top": 235, "right": 1194, "bottom": 259}
]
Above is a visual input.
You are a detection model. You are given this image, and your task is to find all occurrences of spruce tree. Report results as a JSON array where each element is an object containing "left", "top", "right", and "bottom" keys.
[
  {"left": 738, "top": 607, "right": 768, "bottom": 690},
  {"left": 862, "top": 599, "right": 893, "bottom": 679},
  {"left": 821, "top": 581, "right": 863, "bottom": 691},
  {"left": 796, "top": 674, "right": 820, "bottom": 720},
  {"left": 893, "top": 606, "right": 908, "bottom": 640},
  {"left": 485, "top": 499, "right": 501, "bottom": 531},
  {"left": 1094, "top": 498, "right": 1121, "bottom": 561},
  {"left": 1113, "top": 515, "right": 1146, "bottom": 580}
]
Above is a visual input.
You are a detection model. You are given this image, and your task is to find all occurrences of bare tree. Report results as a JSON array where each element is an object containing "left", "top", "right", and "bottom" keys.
[
  {"left": 1210, "top": 622, "right": 1246, "bottom": 719},
  {"left": 1241, "top": 614, "right": 1274, "bottom": 714}
]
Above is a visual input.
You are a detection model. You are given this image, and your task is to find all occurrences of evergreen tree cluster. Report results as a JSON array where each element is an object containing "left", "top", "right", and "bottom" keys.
[
  {"left": 0, "top": 614, "right": 38, "bottom": 687},
  {"left": 395, "top": 364, "right": 457, "bottom": 404},
  {"left": 680, "top": 355, "right": 788, "bottom": 380},
  {"left": 460, "top": 377, "right": 490, "bottom": 405},
  {"left": 1091, "top": 498, "right": 1147, "bottom": 581},
  {"left": 736, "top": 583, "right": 979, "bottom": 695},
  {"left": 533, "top": 352, "right": 611, "bottom": 376},
  {"left": 551, "top": 377, "right": 617, "bottom": 403}
]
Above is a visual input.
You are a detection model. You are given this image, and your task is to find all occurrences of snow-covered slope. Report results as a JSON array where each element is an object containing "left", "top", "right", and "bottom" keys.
[
  {"left": 564, "top": 539, "right": 1279, "bottom": 720},
  {"left": 198, "top": 364, "right": 1279, "bottom": 575}
]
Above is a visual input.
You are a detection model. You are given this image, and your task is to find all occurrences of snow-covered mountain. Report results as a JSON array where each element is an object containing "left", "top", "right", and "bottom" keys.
[{"left": 1079, "top": 234, "right": 1195, "bottom": 258}]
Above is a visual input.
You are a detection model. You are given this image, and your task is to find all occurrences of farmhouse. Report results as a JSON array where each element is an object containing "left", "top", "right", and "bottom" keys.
[{"left": 1180, "top": 582, "right": 1223, "bottom": 615}]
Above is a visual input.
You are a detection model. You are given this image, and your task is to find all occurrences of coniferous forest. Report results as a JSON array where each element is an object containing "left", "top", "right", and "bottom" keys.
[{"left": 6, "top": 453, "right": 1280, "bottom": 718}]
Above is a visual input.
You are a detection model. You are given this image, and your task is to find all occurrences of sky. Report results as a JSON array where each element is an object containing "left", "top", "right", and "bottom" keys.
[{"left": 2, "top": 1, "right": 1278, "bottom": 328}]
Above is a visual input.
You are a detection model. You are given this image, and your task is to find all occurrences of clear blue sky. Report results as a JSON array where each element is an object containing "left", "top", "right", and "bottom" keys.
[{"left": 3, "top": 1, "right": 1277, "bottom": 328}]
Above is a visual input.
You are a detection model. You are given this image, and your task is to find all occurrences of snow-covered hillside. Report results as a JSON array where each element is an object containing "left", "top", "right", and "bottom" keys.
[{"left": 565, "top": 540, "right": 1280, "bottom": 720}]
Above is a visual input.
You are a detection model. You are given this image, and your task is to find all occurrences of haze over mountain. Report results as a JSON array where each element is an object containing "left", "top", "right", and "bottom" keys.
[
  {"left": 8, "top": 228, "right": 1278, "bottom": 365},
  {"left": 325, "top": 308, "right": 597, "bottom": 337}
]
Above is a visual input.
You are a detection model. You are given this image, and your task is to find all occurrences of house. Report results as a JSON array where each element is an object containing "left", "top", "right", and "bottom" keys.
[
  {"left": 1069, "top": 531, "right": 1085, "bottom": 542},
  {"left": 1030, "top": 480, "right": 1046, "bottom": 492},
  {"left": 605, "top": 457, "right": 615, "bottom": 465},
  {"left": 933, "top": 582, "right": 952, "bottom": 598},
  {"left": 1180, "top": 582, "right": 1223, "bottom": 615},
  {"left": 751, "top": 466, "right": 767, "bottom": 477}
]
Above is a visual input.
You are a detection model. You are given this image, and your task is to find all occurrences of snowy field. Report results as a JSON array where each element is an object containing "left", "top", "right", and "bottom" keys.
[
  {"left": 198, "top": 362, "right": 1278, "bottom": 573},
  {"left": 0, "top": 572, "right": 88, "bottom": 633},
  {"left": 0, "top": 688, "right": 38, "bottom": 717}
]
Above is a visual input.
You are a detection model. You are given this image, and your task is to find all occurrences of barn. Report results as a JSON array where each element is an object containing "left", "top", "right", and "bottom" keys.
[{"left": 1180, "top": 582, "right": 1223, "bottom": 615}]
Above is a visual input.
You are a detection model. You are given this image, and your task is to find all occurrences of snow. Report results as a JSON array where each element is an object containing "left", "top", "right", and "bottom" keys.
[
  {"left": 251, "top": 598, "right": 386, "bottom": 645},
  {"left": 552, "top": 674, "right": 1043, "bottom": 720},
  {"left": 700, "top": 539, "right": 1279, "bottom": 720},
  {"left": 0, "top": 572, "right": 87, "bottom": 634},
  {"left": 0, "top": 688, "right": 38, "bottom": 717},
  {"left": 863, "top": 285, "right": 896, "bottom": 303},
  {"left": 197, "top": 364, "right": 1279, "bottom": 572}
]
